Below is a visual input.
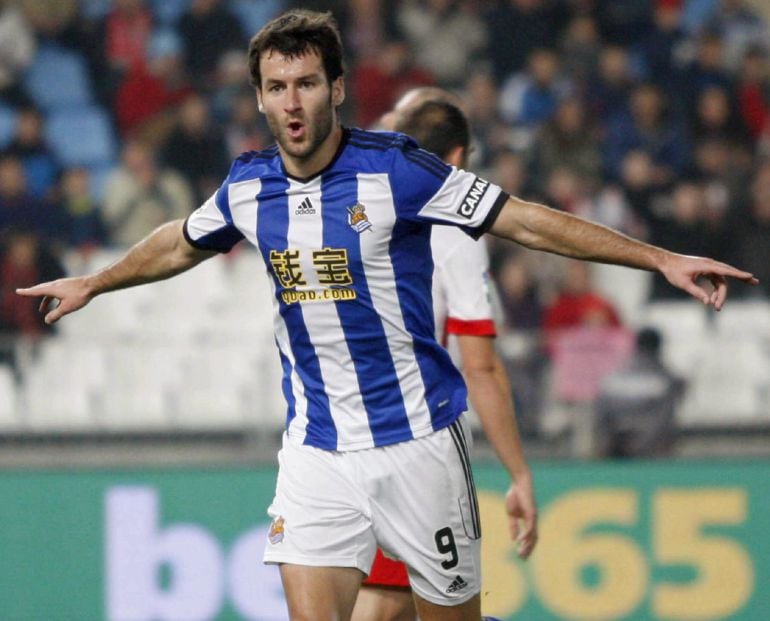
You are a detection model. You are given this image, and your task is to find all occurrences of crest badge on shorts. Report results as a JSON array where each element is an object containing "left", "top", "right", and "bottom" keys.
[{"left": 268, "top": 516, "right": 285, "bottom": 544}]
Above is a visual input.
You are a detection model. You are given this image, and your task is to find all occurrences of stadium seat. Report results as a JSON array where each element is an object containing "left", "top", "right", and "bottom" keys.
[
  {"left": 228, "top": 0, "right": 284, "bottom": 37},
  {"left": 23, "top": 44, "right": 93, "bottom": 111},
  {"left": 0, "top": 366, "right": 18, "bottom": 429},
  {"left": 0, "top": 104, "right": 16, "bottom": 149},
  {"left": 151, "top": 0, "right": 190, "bottom": 24},
  {"left": 23, "top": 340, "right": 95, "bottom": 430},
  {"left": 45, "top": 106, "right": 117, "bottom": 168},
  {"left": 81, "top": 0, "right": 111, "bottom": 19},
  {"left": 638, "top": 301, "right": 710, "bottom": 377},
  {"left": 677, "top": 337, "right": 770, "bottom": 426},
  {"left": 715, "top": 299, "right": 770, "bottom": 337},
  {"left": 593, "top": 264, "right": 652, "bottom": 325}
]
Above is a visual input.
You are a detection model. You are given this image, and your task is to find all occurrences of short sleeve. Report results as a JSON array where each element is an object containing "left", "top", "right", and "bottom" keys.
[
  {"left": 434, "top": 228, "right": 497, "bottom": 337},
  {"left": 183, "top": 180, "right": 244, "bottom": 253},
  {"left": 389, "top": 138, "right": 509, "bottom": 239}
]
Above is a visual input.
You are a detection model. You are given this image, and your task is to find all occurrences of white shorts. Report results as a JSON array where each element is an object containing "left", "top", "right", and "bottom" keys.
[{"left": 263, "top": 416, "right": 482, "bottom": 605}]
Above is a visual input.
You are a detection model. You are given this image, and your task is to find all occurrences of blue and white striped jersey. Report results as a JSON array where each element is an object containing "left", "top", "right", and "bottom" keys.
[{"left": 184, "top": 128, "right": 509, "bottom": 451}]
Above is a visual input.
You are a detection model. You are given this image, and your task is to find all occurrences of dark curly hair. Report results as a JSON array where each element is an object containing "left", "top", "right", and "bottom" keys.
[{"left": 247, "top": 9, "right": 345, "bottom": 88}]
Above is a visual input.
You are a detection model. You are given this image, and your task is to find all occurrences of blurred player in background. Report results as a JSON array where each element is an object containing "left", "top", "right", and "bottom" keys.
[
  {"left": 17, "top": 9, "right": 757, "bottom": 621},
  {"left": 352, "top": 93, "right": 537, "bottom": 621}
]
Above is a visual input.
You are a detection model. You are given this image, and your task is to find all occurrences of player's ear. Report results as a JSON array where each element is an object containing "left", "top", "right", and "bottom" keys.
[
  {"left": 331, "top": 76, "right": 345, "bottom": 108},
  {"left": 446, "top": 145, "right": 466, "bottom": 168},
  {"left": 256, "top": 92, "right": 265, "bottom": 113}
]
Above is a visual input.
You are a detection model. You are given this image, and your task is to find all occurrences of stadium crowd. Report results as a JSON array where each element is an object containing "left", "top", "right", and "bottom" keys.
[{"left": 1, "top": 0, "right": 769, "bottom": 449}]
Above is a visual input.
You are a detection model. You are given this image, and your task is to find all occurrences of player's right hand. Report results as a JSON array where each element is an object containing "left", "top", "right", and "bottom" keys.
[{"left": 16, "top": 277, "right": 94, "bottom": 325}]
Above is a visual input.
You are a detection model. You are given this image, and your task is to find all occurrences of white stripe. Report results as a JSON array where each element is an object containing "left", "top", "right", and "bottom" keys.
[
  {"left": 272, "top": 276, "right": 310, "bottom": 444},
  {"left": 286, "top": 178, "right": 373, "bottom": 448},
  {"left": 357, "top": 173, "right": 432, "bottom": 436},
  {"left": 416, "top": 167, "right": 503, "bottom": 227},
  {"left": 228, "top": 177, "right": 261, "bottom": 245}
]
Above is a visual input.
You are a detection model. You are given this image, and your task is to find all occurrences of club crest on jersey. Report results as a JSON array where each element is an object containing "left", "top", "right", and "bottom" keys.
[
  {"left": 457, "top": 176, "right": 489, "bottom": 219},
  {"left": 347, "top": 203, "right": 372, "bottom": 233},
  {"left": 268, "top": 516, "right": 285, "bottom": 544}
]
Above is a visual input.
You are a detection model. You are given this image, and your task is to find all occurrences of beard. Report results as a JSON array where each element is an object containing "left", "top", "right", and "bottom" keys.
[{"left": 267, "top": 94, "right": 335, "bottom": 162}]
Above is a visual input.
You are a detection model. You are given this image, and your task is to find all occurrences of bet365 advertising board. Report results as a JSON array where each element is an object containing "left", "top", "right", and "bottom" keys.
[{"left": 0, "top": 460, "right": 767, "bottom": 620}]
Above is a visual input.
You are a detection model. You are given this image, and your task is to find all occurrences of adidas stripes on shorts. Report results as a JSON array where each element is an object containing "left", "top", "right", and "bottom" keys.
[{"left": 263, "top": 415, "right": 482, "bottom": 605}]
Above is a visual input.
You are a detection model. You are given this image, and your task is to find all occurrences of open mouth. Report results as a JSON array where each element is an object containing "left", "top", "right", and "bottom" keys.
[{"left": 287, "top": 121, "right": 306, "bottom": 139}]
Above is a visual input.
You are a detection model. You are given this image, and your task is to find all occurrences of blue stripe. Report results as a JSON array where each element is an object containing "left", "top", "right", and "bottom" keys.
[
  {"left": 256, "top": 175, "right": 336, "bottom": 448},
  {"left": 193, "top": 226, "right": 244, "bottom": 252},
  {"left": 276, "top": 343, "right": 296, "bottom": 429},
  {"left": 388, "top": 218, "right": 468, "bottom": 429},
  {"left": 215, "top": 181, "right": 234, "bottom": 224},
  {"left": 320, "top": 173, "right": 414, "bottom": 446}
]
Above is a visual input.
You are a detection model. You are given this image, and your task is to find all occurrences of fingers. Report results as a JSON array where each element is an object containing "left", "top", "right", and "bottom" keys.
[
  {"left": 15, "top": 283, "right": 55, "bottom": 298},
  {"left": 516, "top": 515, "right": 538, "bottom": 559}
]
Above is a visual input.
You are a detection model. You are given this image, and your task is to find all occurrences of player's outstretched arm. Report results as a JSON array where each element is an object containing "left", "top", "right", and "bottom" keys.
[
  {"left": 489, "top": 197, "right": 758, "bottom": 310},
  {"left": 16, "top": 220, "right": 216, "bottom": 325},
  {"left": 458, "top": 335, "right": 538, "bottom": 559}
]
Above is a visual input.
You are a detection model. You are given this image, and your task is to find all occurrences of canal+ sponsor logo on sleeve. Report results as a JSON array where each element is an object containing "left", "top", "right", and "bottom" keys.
[{"left": 457, "top": 176, "right": 489, "bottom": 219}]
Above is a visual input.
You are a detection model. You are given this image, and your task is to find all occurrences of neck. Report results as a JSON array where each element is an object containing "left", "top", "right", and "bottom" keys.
[{"left": 281, "top": 124, "right": 343, "bottom": 179}]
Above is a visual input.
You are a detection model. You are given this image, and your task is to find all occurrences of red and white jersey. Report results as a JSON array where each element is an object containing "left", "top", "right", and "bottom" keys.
[{"left": 431, "top": 224, "right": 497, "bottom": 350}]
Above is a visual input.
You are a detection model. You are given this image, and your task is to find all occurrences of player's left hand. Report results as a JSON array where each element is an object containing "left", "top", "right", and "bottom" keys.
[
  {"left": 505, "top": 476, "right": 538, "bottom": 560},
  {"left": 659, "top": 254, "right": 758, "bottom": 311}
]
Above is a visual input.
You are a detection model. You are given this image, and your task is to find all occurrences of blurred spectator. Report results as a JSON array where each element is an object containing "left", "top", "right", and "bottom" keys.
[
  {"left": 736, "top": 46, "right": 770, "bottom": 141},
  {"left": 351, "top": 40, "right": 434, "bottom": 128},
  {"left": 58, "top": 167, "right": 106, "bottom": 250},
  {"left": 20, "top": 0, "right": 79, "bottom": 46},
  {"left": 543, "top": 259, "right": 622, "bottom": 349},
  {"left": 103, "top": 140, "right": 194, "bottom": 247},
  {"left": 644, "top": 181, "right": 712, "bottom": 300},
  {"left": 102, "top": 0, "right": 153, "bottom": 76},
  {"left": 691, "top": 85, "right": 750, "bottom": 149},
  {"left": 603, "top": 83, "right": 690, "bottom": 184},
  {"left": 161, "top": 94, "right": 230, "bottom": 204},
  {"left": 532, "top": 98, "right": 602, "bottom": 191},
  {"left": 0, "top": 155, "right": 63, "bottom": 243},
  {"left": 593, "top": 0, "right": 653, "bottom": 46},
  {"left": 223, "top": 90, "right": 270, "bottom": 158},
  {"left": 1, "top": 106, "right": 59, "bottom": 200},
  {"left": 587, "top": 45, "right": 636, "bottom": 121},
  {"left": 461, "top": 72, "right": 509, "bottom": 166},
  {"left": 499, "top": 48, "right": 570, "bottom": 127},
  {"left": 496, "top": 252, "right": 543, "bottom": 331},
  {"left": 734, "top": 162, "right": 770, "bottom": 298},
  {"left": 395, "top": 0, "right": 487, "bottom": 88},
  {"left": 691, "top": 137, "right": 750, "bottom": 220},
  {"left": 178, "top": 0, "right": 245, "bottom": 90},
  {"left": 595, "top": 326, "right": 684, "bottom": 458},
  {"left": 484, "top": 0, "right": 564, "bottom": 84},
  {"left": 0, "top": 229, "right": 64, "bottom": 344},
  {"left": 560, "top": 13, "right": 602, "bottom": 84},
  {"left": 704, "top": 0, "right": 769, "bottom": 72},
  {"left": 677, "top": 30, "right": 733, "bottom": 116},
  {"left": 115, "top": 29, "right": 193, "bottom": 142},
  {"left": 0, "top": 1, "right": 35, "bottom": 106},
  {"left": 635, "top": 0, "right": 688, "bottom": 86},
  {"left": 210, "top": 50, "right": 251, "bottom": 123}
]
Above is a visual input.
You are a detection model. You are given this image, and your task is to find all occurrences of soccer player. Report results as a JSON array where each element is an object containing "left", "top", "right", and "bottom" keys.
[
  {"left": 352, "top": 96, "right": 537, "bottom": 621},
  {"left": 17, "top": 9, "right": 757, "bottom": 621}
]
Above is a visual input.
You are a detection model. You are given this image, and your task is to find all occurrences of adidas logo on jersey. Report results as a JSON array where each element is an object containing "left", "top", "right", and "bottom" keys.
[
  {"left": 446, "top": 575, "right": 469, "bottom": 594},
  {"left": 295, "top": 198, "right": 316, "bottom": 215}
]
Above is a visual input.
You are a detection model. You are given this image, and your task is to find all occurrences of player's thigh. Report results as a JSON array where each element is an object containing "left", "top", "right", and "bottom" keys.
[
  {"left": 264, "top": 434, "right": 377, "bottom": 573},
  {"left": 370, "top": 418, "right": 482, "bottom": 606},
  {"left": 413, "top": 591, "right": 481, "bottom": 621},
  {"left": 351, "top": 586, "right": 416, "bottom": 621},
  {"left": 280, "top": 564, "right": 365, "bottom": 621}
]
